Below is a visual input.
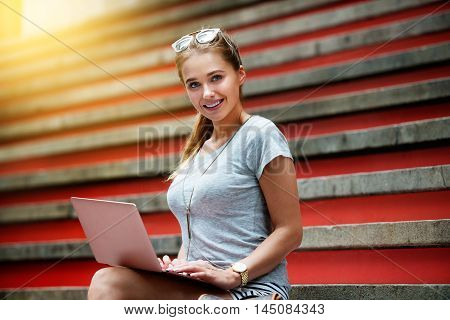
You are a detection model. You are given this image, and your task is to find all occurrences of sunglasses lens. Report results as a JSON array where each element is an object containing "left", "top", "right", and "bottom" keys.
[
  {"left": 172, "top": 36, "right": 193, "bottom": 52},
  {"left": 196, "top": 29, "right": 219, "bottom": 44},
  {"left": 172, "top": 29, "right": 221, "bottom": 52}
]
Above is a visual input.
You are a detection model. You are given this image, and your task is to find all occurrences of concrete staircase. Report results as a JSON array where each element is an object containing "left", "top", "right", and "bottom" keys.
[{"left": 0, "top": 0, "right": 449, "bottom": 299}]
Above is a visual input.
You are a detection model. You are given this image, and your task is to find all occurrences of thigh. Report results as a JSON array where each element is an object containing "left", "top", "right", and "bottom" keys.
[{"left": 93, "top": 266, "right": 232, "bottom": 300}]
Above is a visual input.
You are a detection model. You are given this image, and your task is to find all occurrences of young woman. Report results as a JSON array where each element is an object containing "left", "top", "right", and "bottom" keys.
[{"left": 87, "top": 28, "right": 302, "bottom": 300}]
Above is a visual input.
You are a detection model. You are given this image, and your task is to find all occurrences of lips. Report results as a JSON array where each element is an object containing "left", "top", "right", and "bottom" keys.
[{"left": 202, "top": 99, "right": 224, "bottom": 111}]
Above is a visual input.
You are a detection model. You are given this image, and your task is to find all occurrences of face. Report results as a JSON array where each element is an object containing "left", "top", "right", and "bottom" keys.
[{"left": 181, "top": 50, "right": 246, "bottom": 123}]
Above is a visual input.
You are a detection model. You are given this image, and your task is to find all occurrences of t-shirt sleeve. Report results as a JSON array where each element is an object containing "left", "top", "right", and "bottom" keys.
[{"left": 246, "top": 119, "right": 294, "bottom": 180}]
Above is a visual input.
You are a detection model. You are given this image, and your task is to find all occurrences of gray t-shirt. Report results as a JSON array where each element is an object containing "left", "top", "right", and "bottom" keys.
[{"left": 166, "top": 115, "right": 294, "bottom": 290}]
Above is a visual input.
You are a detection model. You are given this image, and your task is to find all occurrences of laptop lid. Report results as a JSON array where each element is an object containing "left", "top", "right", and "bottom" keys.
[{"left": 71, "top": 197, "right": 162, "bottom": 272}]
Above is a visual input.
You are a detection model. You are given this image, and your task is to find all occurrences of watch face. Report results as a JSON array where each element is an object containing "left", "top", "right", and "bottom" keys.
[{"left": 233, "top": 262, "right": 247, "bottom": 273}]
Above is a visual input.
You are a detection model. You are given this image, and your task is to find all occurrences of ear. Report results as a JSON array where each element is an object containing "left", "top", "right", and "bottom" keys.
[{"left": 238, "top": 65, "right": 246, "bottom": 86}]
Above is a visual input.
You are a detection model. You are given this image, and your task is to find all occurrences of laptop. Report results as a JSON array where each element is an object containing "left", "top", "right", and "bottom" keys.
[{"left": 71, "top": 196, "right": 191, "bottom": 278}]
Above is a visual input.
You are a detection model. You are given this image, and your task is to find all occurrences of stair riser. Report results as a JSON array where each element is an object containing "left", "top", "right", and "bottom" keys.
[{"left": 0, "top": 247, "right": 448, "bottom": 288}]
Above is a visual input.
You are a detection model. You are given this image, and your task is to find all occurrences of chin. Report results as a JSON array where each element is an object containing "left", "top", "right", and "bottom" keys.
[
  {"left": 207, "top": 112, "right": 230, "bottom": 123},
  {"left": 199, "top": 109, "right": 230, "bottom": 123}
]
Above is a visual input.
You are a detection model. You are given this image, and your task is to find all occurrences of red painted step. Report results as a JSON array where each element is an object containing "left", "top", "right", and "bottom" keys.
[
  {"left": 0, "top": 177, "right": 171, "bottom": 206},
  {"left": 287, "top": 247, "right": 450, "bottom": 284},
  {"left": 295, "top": 145, "right": 450, "bottom": 178},
  {"left": 1, "top": 190, "right": 449, "bottom": 244},
  {"left": 1, "top": 96, "right": 448, "bottom": 175},
  {"left": 0, "top": 211, "right": 180, "bottom": 244},
  {"left": 279, "top": 101, "right": 450, "bottom": 139},
  {"left": 1, "top": 144, "right": 449, "bottom": 207},
  {"left": 300, "top": 190, "right": 450, "bottom": 226},
  {"left": 0, "top": 247, "right": 448, "bottom": 288},
  {"left": 248, "top": 32, "right": 450, "bottom": 78},
  {"left": 232, "top": 0, "right": 369, "bottom": 35},
  {"left": 246, "top": 66, "right": 450, "bottom": 110},
  {"left": 3, "top": 21, "right": 448, "bottom": 127},
  {"left": 240, "top": 2, "right": 450, "bottom": 54},
  {"left": 11, "top": 0, "right": 436, "bottom": 101}
]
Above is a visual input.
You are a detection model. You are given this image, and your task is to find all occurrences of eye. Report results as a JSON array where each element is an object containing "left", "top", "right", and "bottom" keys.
[
  {"left": 212, "top": 74, "right": 222, "bottom": 81},
  {"left": 188, "top": 81, "right": 200, "bottom": 89}
]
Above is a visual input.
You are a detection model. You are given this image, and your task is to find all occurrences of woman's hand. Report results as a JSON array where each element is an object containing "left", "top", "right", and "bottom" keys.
[
  {"left": 158, "top": 255, "right": 186, "bottom": 271},
  {"left": 170, "top": 260, "right": 241, "bottom": 290}
]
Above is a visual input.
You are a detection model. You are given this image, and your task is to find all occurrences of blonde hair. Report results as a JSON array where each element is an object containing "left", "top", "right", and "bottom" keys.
[{"left": 167, "top": 28, "right": 244, "bottom": 180}]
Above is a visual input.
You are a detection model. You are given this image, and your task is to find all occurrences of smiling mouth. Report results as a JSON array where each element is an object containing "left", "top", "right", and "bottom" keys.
[{"left": 203, "top": 99, "right": 224, "bottom": 110}]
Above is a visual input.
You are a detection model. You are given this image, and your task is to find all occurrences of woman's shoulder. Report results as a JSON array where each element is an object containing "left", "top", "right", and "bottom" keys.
[
  {"left": 242, "top": 115, "right": 293, "bottom": 178},
  {"left": 248, "top": 114, "right": 276, "bottom": 128},
  {"left": 245, "top": 115, "right": 277, "bottom": 134},
  {"left": 244, "top": 115, "right": 284, "bottom": 142}
]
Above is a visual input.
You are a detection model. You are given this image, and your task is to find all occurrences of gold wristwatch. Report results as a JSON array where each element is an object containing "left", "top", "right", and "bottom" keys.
[{"left": 231, "top": 262, "right": 248, "bottom": 287}]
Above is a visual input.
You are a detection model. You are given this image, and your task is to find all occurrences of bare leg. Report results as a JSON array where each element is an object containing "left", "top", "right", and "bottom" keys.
[{"left": 88, "top": 266, "right": 233, "bottom": 300}]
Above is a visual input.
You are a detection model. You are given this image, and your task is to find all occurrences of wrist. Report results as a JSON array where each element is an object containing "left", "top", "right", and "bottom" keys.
[
  {"left": 231, "top": 262, "right": 249, "bottom": 287},
  {"left": 227, "top": 268, "right": 242, "bottom": 289}
]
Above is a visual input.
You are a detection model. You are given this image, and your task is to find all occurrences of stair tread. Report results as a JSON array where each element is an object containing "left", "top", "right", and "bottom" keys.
[{"left": 1, "top": 284, "right": 448, "bottom": 300}]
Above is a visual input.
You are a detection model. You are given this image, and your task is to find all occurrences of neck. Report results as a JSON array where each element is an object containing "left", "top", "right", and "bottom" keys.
[{"left": 211, "top": 106, "right": 250, "bottom": 142}]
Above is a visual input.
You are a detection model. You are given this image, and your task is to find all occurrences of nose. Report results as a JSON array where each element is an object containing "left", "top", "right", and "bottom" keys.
[{"left": 203, "top": 84, "right": 215, "bottom": 99}]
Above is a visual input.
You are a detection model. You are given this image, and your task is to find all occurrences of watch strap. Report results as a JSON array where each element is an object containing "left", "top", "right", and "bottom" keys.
[
  {"left": 240, "top": 269, "right": 249, "bottom": 287},
  {"left": 232, "top": 262, "right": 249, "bottom": 287}
]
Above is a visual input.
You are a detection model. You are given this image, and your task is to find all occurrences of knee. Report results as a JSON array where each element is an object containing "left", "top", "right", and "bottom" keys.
[{"left": 88, "top": 267, "right": 131, "bottom": 300}]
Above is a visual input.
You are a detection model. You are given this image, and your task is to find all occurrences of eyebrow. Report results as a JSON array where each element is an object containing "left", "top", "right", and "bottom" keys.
[{"left": 185, "top": 69, "right": 225, "bottom": 83}]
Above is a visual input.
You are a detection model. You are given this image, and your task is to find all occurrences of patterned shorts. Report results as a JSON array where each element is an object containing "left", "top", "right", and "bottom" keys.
[{"left": 228, "top": 281, "right": 290, "bottom": 300}]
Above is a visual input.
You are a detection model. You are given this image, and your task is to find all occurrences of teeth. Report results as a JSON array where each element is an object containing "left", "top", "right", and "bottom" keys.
[{"left": 204, "top": 99, "right": 222, "bottom": 108}]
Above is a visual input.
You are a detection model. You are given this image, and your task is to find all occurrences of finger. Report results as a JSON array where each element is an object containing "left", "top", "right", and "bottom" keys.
[
  {"left": 168, "top": 259, "right": 183, "bottom": 270},
  {"left": 157, "top": 257, "right": 165, "bottom": 269},
  {"left": 162, "top": 255, "right": 171, "bottom": 266},
  {"left": 189, "top": 272, "right": 207, "bottom": 278},
  {"left": 172, "top": 260, "right": 189, "bottom": 268},
  {"left": 159, "top": 260, "right": 172, "bottom": 271},
  {"left": 173, "top": 265, "right": 206, "bottom": 274}
]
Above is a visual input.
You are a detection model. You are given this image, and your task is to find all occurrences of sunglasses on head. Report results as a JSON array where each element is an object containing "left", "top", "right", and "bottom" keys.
[{"left": 171, "top": 28, "right": 221, "bottom": 53}]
